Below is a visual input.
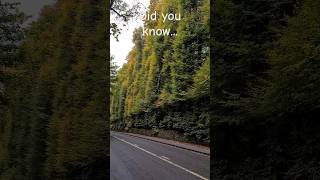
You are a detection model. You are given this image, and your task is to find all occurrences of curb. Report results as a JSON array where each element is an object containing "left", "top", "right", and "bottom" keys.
[{"left": 120, "top": 132, "right": 210, "bottom": 156}]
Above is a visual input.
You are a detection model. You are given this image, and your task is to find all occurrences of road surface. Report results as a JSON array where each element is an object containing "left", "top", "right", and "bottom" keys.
[{"left": 110, "top": 131, "right": 210, "bottom": 180}]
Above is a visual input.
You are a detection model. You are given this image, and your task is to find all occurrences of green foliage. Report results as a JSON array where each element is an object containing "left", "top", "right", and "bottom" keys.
[
  {"left": 261, "top": 0, "right": 320, "bottom": 120},
  {"left": 0, "top": 2, "right": 28, "bottom": 179},
  {"left": 113, "top": 97, "right": 210, "bottom": 143},
  {"left": 212, "top": 0, "right": 320, "bottom": 179},
  {"left": 0, "top": 0, "right": 108, "bottom": 179},
  {"left": 0, "top": 2, "right": 27, "bottom": 67},
  {"left": 189, "top": 58, "right": 210, "bottom": 97},
  {"left": 0, "top": 1, "right": 27, "bottom": 121},
  {"left": 211, "top": 0, "right": 302, "bottom": 124},
  {"left": 110, "top": 0, "right": 210, "bottom": 139}
]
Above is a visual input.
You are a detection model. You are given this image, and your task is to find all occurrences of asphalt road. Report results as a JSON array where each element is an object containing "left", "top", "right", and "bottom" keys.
[{"left": 110, "top": 131, "right": 210, "bottom": 180}]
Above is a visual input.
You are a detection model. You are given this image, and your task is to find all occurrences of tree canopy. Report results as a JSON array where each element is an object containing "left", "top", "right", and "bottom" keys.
[
  {"left": 110, "top": 0, "right": 210, "bottom": 143},
  {"left": 0, "top": 0, "right": 108, "bottom": 179},
  {"left": 211, "top": 0, "right": 320, "bottom": 178}
]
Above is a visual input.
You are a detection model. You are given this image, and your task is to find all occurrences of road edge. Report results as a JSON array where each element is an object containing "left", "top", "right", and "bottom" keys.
[{"left": 114, "top": 131, "right": 210, "bottom": 156}]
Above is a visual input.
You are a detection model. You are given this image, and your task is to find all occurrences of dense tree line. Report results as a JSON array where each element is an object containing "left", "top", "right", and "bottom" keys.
[
  {"left": 0, "top": 1, "right": 26, "bottom": 126},
  {"left": 110, "top": 0, "right": 210, "bottom": 143},
  {"left": 212, "top": 0, "right": 320, "bottom": 178},
  {"left": 0, "top": 1, "right": 28, "bottom": 178},
  {"left": 0, "top": 0, "right": 108, "bottom": 179}
]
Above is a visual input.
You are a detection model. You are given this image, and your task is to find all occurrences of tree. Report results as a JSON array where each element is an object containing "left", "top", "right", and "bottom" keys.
[
  {"left": 110, "top": 0, "right": 142, "bottom": 40},
  {"left": 211, "top": 0, "right": 320, "bottom": 179},
  {"left": 1, "top": 0, "right": 109, "bottom": 179},
  {"left": 110, "top": 0, "right": 210, "bottom": 142},
  {"left": 0, "top": 2, "right": 28, "bottom": 179},
  {"left": 0, "top": 1, "right": 27, "bottom": 118},
  {"left": 211, "top": 0, "right": 300, "bottom": 123},
  {"left": 261, "top": 0, "right": 320, "bottom": 122}
]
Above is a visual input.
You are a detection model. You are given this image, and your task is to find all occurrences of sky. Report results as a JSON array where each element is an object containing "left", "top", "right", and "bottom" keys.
[{"left": 111, "top": 0, "right": 150, "bottom": 68}]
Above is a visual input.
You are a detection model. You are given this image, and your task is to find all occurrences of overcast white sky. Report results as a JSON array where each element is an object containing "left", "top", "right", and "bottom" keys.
[{"left": 111, "top": 0, "right": 150, "bottom": 68}]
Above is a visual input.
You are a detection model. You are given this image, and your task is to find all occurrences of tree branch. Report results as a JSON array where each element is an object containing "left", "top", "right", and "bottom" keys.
[
  {"left": 110, "top": 0, "right": 115, "bottom": 7},
  {"left": 110, "top": 7, "right": 128, "bottom": 21}
]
